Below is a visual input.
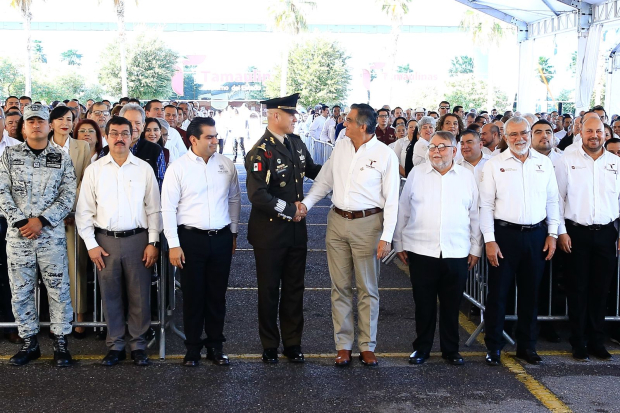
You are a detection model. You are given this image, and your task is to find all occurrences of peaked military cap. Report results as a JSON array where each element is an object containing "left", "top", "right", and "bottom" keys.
[{"left": 261, "top": 93, "right": 300, "bottom": 115}]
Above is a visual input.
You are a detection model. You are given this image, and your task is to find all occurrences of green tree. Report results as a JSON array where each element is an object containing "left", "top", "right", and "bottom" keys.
[
  {"left": 536, "top": 56, "right": 555, "bottom": 111},
  {"left": 0, "top": 58, "right": 22, "bottom": 97},
  {"left": 444, "top": 74, "right": 510, "bottom": 111},
  {"left": 60, "top": 49, "right": 83, "bottom": 66},
  {"left": 449, "top": 56, "right": 474, "bottom": 76},
  {"left": 33, "top": 40, "right": 46, "bottom": 63},
  {"left": 99, "top": 32, "right": 179, "bottom": 99},
  {"left": 268, "top": 0, "right": 316, "bottom": 96},
  {"left": 10, "top": 0, "right": 33, "bottom": 96},
  {"left": 267, "top": 39, "right": 351, "bottom": 107},
  {"left": 557, "top": 89, "right": 575, "bottom": 115},
  {"left": 172, "top": 66, "right": 203, "bottom": 100}
]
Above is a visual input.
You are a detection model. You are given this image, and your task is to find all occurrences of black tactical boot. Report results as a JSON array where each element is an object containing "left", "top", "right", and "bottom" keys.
[
  {"left": 53, "top": 335, "right": 73, "bottom": 367},
  {"left": 9, "top": 335, "right": 41, "bottom": 366}
]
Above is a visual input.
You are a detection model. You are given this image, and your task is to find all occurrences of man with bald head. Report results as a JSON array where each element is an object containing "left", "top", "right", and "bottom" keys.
[
  {"left": 564, "top": 112, "right": 600, "bottom": 153},
  {"left": 555, "top": 116, "right": 620, "bottom": 361},
  {"left": 480, "top": 123, "right": 501, "bottom": 157}
]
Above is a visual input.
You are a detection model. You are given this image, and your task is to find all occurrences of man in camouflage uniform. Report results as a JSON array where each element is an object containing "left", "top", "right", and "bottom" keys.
[{"left": 0, "top": 104, "right": 77, "bottom": 367}]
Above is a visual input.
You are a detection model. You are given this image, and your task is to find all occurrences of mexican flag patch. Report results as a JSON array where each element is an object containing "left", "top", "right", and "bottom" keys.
[{"left": 253, "top": 162, "right": 262, "bottom": 172}]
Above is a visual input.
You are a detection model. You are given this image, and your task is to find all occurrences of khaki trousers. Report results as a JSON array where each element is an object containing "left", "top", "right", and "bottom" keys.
[
  {"left": 66, "top": 222, "right": 88, "bottom": 313},
  {"left": 326, "top": 209, "right": 383, "bottom": 352}
]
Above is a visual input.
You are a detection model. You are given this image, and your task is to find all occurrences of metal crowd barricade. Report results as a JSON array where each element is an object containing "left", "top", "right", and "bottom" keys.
[
  {"left": 301, "top": 133, "right": 334, "bottom": 166},
  {"left": 0, "top": 226, "right": 169, "bottom": 360}
]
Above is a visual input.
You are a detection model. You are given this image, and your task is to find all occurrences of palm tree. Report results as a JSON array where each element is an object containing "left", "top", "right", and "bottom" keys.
[
  {"left": 536, "top": 56, "right": 556, "bottom": 112},
  {"left": 113, "top": 0, "right": 129, "bottom": 97},
  {"left": 377, "top": 0, "right": 411, "bottom": 103},
  {"left": 10, "top": 0, "right": 33, "bottom": 96},
  {"left": 268, "top": 0, "right": 316, "bottom": 96}
]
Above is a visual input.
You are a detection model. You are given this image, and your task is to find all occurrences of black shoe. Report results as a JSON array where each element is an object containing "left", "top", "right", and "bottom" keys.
[
  {"left": 9, "top": 335, "right": 41, "bottom": 366},
  {"left": 442, "top": 352, "right": 464, "bottom": 366},
  {"left": 516, "top": 349, "right": 542, "bottom": 365},
  {"left": 262, "top": 348, "right": 278, "bottom": 364},
  {"left": 52, "top": 335, "right": 72, "bottom": 367},
  {"left": 95, "top": 328, "right": 107, "bottom": 341},
  {"left": 572, "top": 346, "right": 589, "bottom": 362},
  {"left": 183, "top": 349, "right": 201, "bottom": 367},
  {"left": 206, "top": 348, "right": 230, "bottom": 366},
  {"left": 588, "top": 346, "right": 612, "bottom": 360},
  {"left": 131, "top": 350, "right": 150, "bottom": 366},
  {"left": 540, "top": 325, "right": 561, "bottom": 343},
  {"left": 408, "top": 350, "right": 430, "bottom": 365},
  {"left": 101, "top": 349, "right": 126, "bottom": 366},
  {"left": 485, "top": 350, "right": 501, "bottom": 366},
  {"left": 282, "top": 345, "right": 305, "bottom": 363}
]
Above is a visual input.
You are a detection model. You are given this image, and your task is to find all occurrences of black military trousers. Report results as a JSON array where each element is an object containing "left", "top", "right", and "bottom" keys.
[
  {"left": 408, "top": 252, "right": 468, "bottom": 355},
  {"left": 179, "top": 226, "right": 233, "bottom": 352},
  {"left": 0, "top": 217, "right": 16, "bottom": 331},
  {"left": 564, "top": 222, "right": 617, "bottom": 348},
  {"left": 254, "top": 245, "right": 307, "bottom": 349},
  {"left": 484, "top": 224, "right": 547, "bottom": 351}
]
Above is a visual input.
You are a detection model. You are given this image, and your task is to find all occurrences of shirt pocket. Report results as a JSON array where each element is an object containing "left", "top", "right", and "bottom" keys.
[{"left": 604, "top": 168, "right": 619, "bottom": 193}]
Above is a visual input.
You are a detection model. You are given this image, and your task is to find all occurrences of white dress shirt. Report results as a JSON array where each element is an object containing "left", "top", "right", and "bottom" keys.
[
  {"left": 479, "top": 148, "right": 560, "bottom": 243},
  {"left": 555, "top": 130, "right": 567, "bottom": 140},
  {"left": 534, "top": 147, "right": 563, "bottom": 168},
  {"left": 161, "top": 150, "right": 241, "bottom": 249},
  {"left": 50, "top": 136, "right": 71, "bottom": 155},
  {"left": 392, "top": 137, "right": 411, "bottom": 167},
  {"left": 456, "top": 153, "right": 490, "bottom": 185},
  {"left": 412, "top": 138, "right": 429, "bottom": 166},
  {"left": 165, "top": 127, "right": 188, "bottom": 163},
  {"left": 320, "top": 117, "right": 337, "bottom": 143},
  {"left": 181, "top": 119, "right": 190, "bottom": 131},
  {"left": 555, "top": 147, "right": 620, "bottom": 234},
  {"left": 393, "top": 162, "right": 482, "bottom": 258},
  {"left": 302, "top": 136, "right": 400, "bottom": 242},
  {"left": 309, "top": 115, "right": 326, "bottom": 141},
  {"left": 75, "top": 153, "right": 162, "bottom": 250},
  {"left": 482, "top": 146, "right": 500, "bottom": 157},
  {"left": 564, "top": 134, "right": 582, "bottom": 153},
  {"left": 0, "top": 135, "right": 20, "bottom": 156}
]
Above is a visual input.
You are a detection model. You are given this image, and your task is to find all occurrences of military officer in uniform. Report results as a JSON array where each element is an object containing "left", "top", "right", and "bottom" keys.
[
  {"left": 245, "top": 93, "right": 322, "bottom": 363},
  {"left": 0, "top": 104, "right": 77, "bottom": 366}
]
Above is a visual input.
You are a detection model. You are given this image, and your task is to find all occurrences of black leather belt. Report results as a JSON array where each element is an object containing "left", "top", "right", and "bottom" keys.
[
  {"left": 495, "top": 219, "right": 544, "bottom": 232},
  {"left": 179, "top": 225, "right": 230, "bottom": 236},
  {"left": 94, "top": 227, "right": 146, "bottom": 238},
  {"left": 566, "top": 219, "right": 614, "bottom": 231}
]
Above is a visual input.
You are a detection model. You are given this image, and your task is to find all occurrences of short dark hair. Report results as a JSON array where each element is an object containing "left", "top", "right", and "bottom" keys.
[
  {"left": 351, "top": 103, "right": 377, "bottom": 135},
  {"left": 453, "top": 105, "right": 463, "bottom": 113},
  {"left": 187, "top": 117, "right": 216, "bottom": 140},
  {"left": 376, "top": 108, "right": 389, "bottom": 117},
  {"left": 5, "top": 109, "right": 21, "bottom": 116},
  {"left": 461, "top": 129, "right": 481, "bottom": 141},
  {"left": 105, "top": 116, "right": 132, "bottom": 136},
  {"left": 475, "top": 115, "right": 486, "bottom": 123},
  {"left": 466, "top": 112, "right": 476, "bottom": 119},
  {"left": 119, "top": 97, "right": 129, "bottom": 103},
  {"left": 164, "top": 104, "right": 177, "bottom": 111},
  {"left": 19, "top": 96, "right": 32, "bottom": 103},
  {"left": 480, "top": 110, "right": 488, "bottom": 115},
  {"left": 605, "top": 137, "right": 620, "bottom": 148},
  {"left": 332, "top": 105, "right": 341, "bottom": 110},
  {"left": 428, "top": 111, "right": 439, "bottom": 117},
  {"left": 144, "top": 100, "right": 162, "bottom": 112},
  {"left": 6, "top": 95, "right": 18, "bottom": 101},
  {"left": 532, "top": 119, "right": 554, "bottom": 130},
  {"left": 439, "top": 100, "right": 450, "bottom": 106},
  {"left": 128, "top": 98, "right": 140, "bottom": 104}
]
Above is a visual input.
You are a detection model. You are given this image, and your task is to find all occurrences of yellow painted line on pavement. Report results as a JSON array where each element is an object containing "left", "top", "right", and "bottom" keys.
[{"left": 458, "top": 313, "right": 572, "bottom": 413}]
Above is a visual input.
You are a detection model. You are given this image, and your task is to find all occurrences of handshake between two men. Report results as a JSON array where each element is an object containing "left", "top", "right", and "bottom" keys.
[{"left": 293, "top": 202, "right": 307, "bottom": 222}]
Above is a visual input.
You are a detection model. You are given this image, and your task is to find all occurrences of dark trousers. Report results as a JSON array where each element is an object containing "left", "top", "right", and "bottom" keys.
[
  {"left": 408, "top": 252, "right": 468, "bottom": 355},
  {"left": 218, "top": 139, "right": 225, "bottom": 154},
  {"left": 233, "top": 138, "right": 245, "bottom": 160},
  {"left": 0, "top": 217, "right": 16, "bottom": 331},
  {"left": 484, "top": 224, "right": 547, "bottom": 351},
  {"left": 565, "top": 223, "right": 618, "bottom": 348},
  {"left": 254, "top": 246, "right": 307, "bottom": 349},
  {"left": 179, "top": 226, "right": 233, "bottom": 352}
]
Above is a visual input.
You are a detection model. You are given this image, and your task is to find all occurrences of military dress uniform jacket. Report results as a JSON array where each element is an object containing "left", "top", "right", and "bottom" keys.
[
  {"left": 0, "top": 143, "right": 77, "bottom": 236},
  {"left": 245, "top": 129, "right": 321, "bottom": 248}
]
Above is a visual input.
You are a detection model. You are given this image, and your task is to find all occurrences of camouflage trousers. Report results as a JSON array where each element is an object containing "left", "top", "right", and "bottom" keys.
[{"left": 7, "top": 231, "right": 73, "bottom": 338}]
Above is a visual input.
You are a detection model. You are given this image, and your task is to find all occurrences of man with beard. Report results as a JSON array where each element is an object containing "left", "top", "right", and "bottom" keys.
[
  {"left": 457, "top": 129, "right": 490, "bottom": 184},
  {"left": 88, "top": 102, "right": 111, "bottom": 138},
  {"left": 531, "top": 120, "right": 563, "bottom": 167},
  {"left": 480, "top": 123, "right": 501, "bottom": 157},
  {"left": 394, "top": 131, "right": 481, "bottom": 366},
  {"left": 480, "top": 116, "right": 560, "bottom": 366}
]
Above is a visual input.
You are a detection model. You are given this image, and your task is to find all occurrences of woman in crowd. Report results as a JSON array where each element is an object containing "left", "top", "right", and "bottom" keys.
[
  {"left": 74, "top": 119, "right": 103, "bottom": 163},
  {"left": 142, "top": 117, "right": 170, "bottom": 166},
  {"left": 48, "top": 106, "right": 92, "bottom": 338},
  {"left": 392, "top": 116, "right": 407, "bottom": 129}
]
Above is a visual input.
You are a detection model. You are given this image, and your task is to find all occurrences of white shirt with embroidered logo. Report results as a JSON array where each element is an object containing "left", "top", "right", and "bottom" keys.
[
  {"left": 75, "top": 152, "right": 162, "bottom": 250},
  {"left": 555, "top": 146, "right": 620, "bottom": 234},
  {"left": 393, "top": 161, "right": 482, "bottom": 258},
  {"left": 161, "top": 150, "right": 241, "bottom": 249},
  {"left": 456, "top": 153, "right": 491, "bottom": 185},
  {"left": 479, "top": 148, "right": 560, "bottom": 243},
  {"left": 302, "top": 135, "right": 400, "bottom": 242}
]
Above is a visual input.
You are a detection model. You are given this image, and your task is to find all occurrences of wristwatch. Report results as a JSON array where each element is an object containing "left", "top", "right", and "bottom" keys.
[{"left": 149, "top": 241, "right": 160, "bottom": 248}]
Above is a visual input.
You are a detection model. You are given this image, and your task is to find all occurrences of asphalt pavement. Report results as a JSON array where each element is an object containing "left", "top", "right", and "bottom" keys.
[{"left": 0, "top": 153, "right": 618, "bottom": 413}]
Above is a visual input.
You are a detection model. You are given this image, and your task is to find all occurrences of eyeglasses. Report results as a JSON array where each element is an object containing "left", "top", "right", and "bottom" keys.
[
  {"left": 78, "top": 128, "right": 96, "bottom": 134},
  {"left": 93, "top": 110, "right": 110, "bottom": 116},
  {"left": 108, "top": 131, "right": 131, "bottom": 139},
  {"left": 428, "top": 143, "right": 454, "bottom": 152},
  {"left": 439, "top": 106, "right": 450, "bottom": 110},
  {"left": 378, "top": 115, "right": 389, "bottom": 118},
  {"left": 507, "top": 131, "right": 530, "bottom": 139}
]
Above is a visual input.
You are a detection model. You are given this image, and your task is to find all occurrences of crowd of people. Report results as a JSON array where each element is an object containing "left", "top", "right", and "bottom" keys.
[{"left": 0, "top": 91, "right": 618, "bottom": 370}]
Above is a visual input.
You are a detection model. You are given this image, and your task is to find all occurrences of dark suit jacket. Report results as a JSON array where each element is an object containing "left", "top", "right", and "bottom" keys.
[
  {"left": 557, "top": 134, "right": 574, "bottom": 151},
  {"left": 102, "top": 138, "right": 162, "bottom": 178}
]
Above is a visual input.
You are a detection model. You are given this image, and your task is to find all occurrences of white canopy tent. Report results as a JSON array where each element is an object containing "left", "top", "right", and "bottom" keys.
[{"left": 453, "top": 0, "right": 619, "bottom": 115}]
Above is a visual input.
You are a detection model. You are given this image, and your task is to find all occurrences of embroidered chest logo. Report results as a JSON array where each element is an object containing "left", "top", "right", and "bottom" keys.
[{"left": 366, "top": 159, "right": 377, "bottom": 169}]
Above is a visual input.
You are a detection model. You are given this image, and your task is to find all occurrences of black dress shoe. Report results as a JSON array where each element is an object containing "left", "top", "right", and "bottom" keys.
[
  {"left": 262, "top": 348, "right": 278, "bottom": 364},
  {"left": 572, "top": 346, "right": 589, "bottom": 361},
  {"left": 183, "top": 349, "right": 201, "bottom": 367},
  {"left": 282, "top": 346, "right": 305, "bottom": 363},
  {"left": 9, "top": 335, "right": 41, "bottom": 366},
  {"left": 101, "top": 349, "right": 126, "bottom": 366},
  {"left": 52, "top": 335, "right": 73, "bottom": 367},
  {"left": 442, "top": 352, "right": 464, "bottom": 366},
  {"left": 409, "top": 350, "right": 430, "bottom": 365},
  {"left": 131, "top": 350, "right": 150, "bottom": 366},
  {"left": 485, "top": 350, "right": 501, "bottom": 366},
  {"left": 206, "top": 348, "right": 230, "bottom": 366},
  {"left": 516, "top": 349, "right": 542, "bottom": 365},
  {"left": 588, "top": 346, "right": 612, "bottom": 360}
]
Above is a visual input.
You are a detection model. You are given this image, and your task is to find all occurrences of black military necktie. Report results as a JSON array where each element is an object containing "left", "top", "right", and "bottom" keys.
[{"left": 284, "top": 136, "right": 292, "bottom": 154}]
